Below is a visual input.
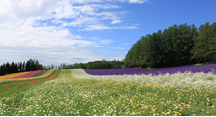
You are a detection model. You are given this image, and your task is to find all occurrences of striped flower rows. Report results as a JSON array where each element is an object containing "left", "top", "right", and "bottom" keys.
[
  {"left": 71, "top": 69, "right": 216, "bottom": 90},
  {"left": 8, "top": 70, "right": 45, "bottom": 79},
  {"left": 0, "top": 71, "right": 30, "bottom": 79},
  {"left": 0, "top": 69, "right": 56, "bottom": 83}
]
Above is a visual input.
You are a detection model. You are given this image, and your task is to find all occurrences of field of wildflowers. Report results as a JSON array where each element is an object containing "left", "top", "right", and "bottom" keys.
[{"left": 0, "top": 69, "right": 215, "bottom": 116}]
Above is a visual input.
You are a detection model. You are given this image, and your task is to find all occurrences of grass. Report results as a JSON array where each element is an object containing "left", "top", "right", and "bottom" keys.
[
  {"left": 193, "top": 63, "right": 205, "bottom": 66},
  {"left": 0, "top": 69, "right": 215, "bottom": 116},
  {"left": 147, "top": 67, "right": 154, "bottom": 70}
]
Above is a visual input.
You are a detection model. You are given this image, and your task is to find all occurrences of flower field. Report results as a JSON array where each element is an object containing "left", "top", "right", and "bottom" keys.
[
  {"left": 84, "top": 64, "right": 216, "bottom": 75},
  {"left": 71, "top": 69, "right": 216, "bottom": 90},
  {"left": 8, "top": 70, "right": 45, "bottom": 79},
  {"left": 0, "top": 67, "right": 216, "bottom": 116},
  {"left": 0, "top": 69, "right": 56, "bottom": 83},
  {"left": 0, "top": 69, "right": 60, "bottom": 116},
  {"left": 0, "top": 71, "right": 30, "bottom": 79}
]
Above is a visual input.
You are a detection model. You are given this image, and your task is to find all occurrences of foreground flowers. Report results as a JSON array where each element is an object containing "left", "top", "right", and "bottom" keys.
[{"left": 0, "top": 69, "right": 215, "bottom": 116}]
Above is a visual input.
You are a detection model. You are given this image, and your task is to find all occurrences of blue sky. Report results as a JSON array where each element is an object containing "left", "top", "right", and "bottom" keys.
[{"left": 0, "top": 0, "right": 216, "bottom": 66}]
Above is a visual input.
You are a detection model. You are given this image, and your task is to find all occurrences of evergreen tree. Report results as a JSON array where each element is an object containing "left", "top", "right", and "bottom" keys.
[
  {"left": 191, "top": 22, "right": 211, "bottom": 63},
  {"left": 207, "top": 22, "right": 216, "bottom": 61},
  {"left": 11, "top": 62, "right": 17, "bottom": 73},
  {"left": 6, "top": 62, "right": 11, "bottom": 74}
]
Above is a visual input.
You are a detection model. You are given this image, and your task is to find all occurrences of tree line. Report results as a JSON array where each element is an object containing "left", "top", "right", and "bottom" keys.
[
  {"left": 124, "top": 22, "right": 216, "bottom": 68},
  {"left": 59, "top": 59, "right": 124, "bottom": 69},
  {"left": 0, "top": 59, "right": 44, "bottom": 76},
  {"left": 0, "top": 59, "right": 125, "bottom": 75}
]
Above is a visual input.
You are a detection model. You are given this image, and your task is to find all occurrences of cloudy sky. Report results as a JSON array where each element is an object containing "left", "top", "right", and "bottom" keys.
[{"left": 0, "top": 0, "right": 216, "bottom": 66}]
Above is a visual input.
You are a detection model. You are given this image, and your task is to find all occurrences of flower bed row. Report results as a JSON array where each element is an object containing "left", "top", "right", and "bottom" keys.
[
  {"left": 0, "top": 71, "right": 30, "bottom": 79},
  {"left": 72, "top": 69, "right": 216, "bottom": 90},
  {"left": 84, "top": 64, "right": 216, "bottom": 75},
  {"left": 0, "top": 69, "right": 56, "bottom": 83},
  {"left": 1, "top": 70, "right": 59, "bottom": 91},
  {"left": 7, "top": 70, "right": 45, "bottom": 79}
]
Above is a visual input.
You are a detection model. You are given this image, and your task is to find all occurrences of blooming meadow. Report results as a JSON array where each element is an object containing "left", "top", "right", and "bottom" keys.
[{"left": 0, "top": 65, "right": 216, "bottom": 116}]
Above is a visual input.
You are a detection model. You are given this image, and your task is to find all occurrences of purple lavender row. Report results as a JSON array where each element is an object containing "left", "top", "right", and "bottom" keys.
[
  {"left": 7, "top": 70, "right": 45, "bottom": 79},
  {"left": 84, "top": 64, "right": 216, "bottom": 75}
]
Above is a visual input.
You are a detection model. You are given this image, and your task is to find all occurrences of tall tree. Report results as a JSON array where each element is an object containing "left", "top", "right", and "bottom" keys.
[
  {"left": 6, "top": 62, "right": 11, "bottom": 74},
  {"left": 26, "top": 59, "right": 32, "bottom": 71},
  {"left": 191, "top": 22, "right": 211, "bottom": 63},
  {"left": 207, "top": 22, "right": 216, "bottom": 61},
  {"left": 161, "top": 26, "right": 174, "bottom": 67},
  {"left": 11, "top": 62, "right": 17, "bottom": 73},
  {"left": 22, "top": 61, "right": 25, "bottom": 71}
]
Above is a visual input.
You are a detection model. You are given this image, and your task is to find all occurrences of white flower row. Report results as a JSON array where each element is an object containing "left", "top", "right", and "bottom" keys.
[{"left": 71, "top": 69, "right": 216, "bottom": 89}]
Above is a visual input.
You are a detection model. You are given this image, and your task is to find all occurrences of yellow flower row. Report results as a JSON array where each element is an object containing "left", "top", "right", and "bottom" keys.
[
  {"left": 0, "top": 71, "right": 30, "bottom": 79},
  {"left": 0, "top": 69, "right": 56, "bottom": 83}
]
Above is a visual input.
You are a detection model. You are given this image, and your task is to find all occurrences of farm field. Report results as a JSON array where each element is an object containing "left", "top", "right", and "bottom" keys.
[
  {"left": 0, "top": 71, "right": 30, "bottom": 79},
  {"left": 0, "top": 67, "right": 216, "bottom": 116},
  {"left": 9, "top": 70, "right": 45, "bottom": 79},
  {"left": 84, "top": 64, "right": 216, "bottom": 75},
  {"left": 0, "top": 69, "right": 56, "bottom": 83}
]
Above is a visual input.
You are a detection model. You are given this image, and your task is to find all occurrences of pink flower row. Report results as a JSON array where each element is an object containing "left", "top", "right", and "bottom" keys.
[{"left": 7, "top": 70, "right": 45, "bottom": 79}]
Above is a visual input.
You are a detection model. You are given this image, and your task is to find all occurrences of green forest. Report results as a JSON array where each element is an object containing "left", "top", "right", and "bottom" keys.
[
  {"left": 60, "top": 59, "right": 124, "bottom": 69},
  {"left": 125, "top": 22, "right": 216, "bottom": 68}
]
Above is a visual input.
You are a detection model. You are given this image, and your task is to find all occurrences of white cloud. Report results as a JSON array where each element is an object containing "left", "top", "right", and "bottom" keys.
[
  {"left": 113, "top": 26, "right": 137, "bottom": 29},
  {"left": 104, "top": 54, "right": 126, "bottom": 61},
  {"left": 98, "top": 39, "right": 113, "bottom": 44},
  {"left": 67, "top": 15, "right": 99, "bottom": 27},
  {"left": 123, "top": 43, "right": 129, "bottom": 45},
  {"left": 0, "top": 46, "right": 103, "bottom": 65},
  {"left": 0, "top": 21, "right": 86, "bottom": 47},
  {"left": 81, "top": 24, "right": 137, "bottom": 31},
  {"left": 0, "top": 0, "right": 147, "bottom": 65},
  {"left": 51, "top": 19, "right": 63, "bottom": 24},
  {"left": 111, "top": 19, "right": 122, "bottom": 24},
  {"left": 128, "top": 0, "right": 147, "bottom": 4},
  {"left": 81, "top": 24, "right": 111, "bottom": 31},
  {"left": 117, "top": 0, "right": 149, "bottom": 4}
]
